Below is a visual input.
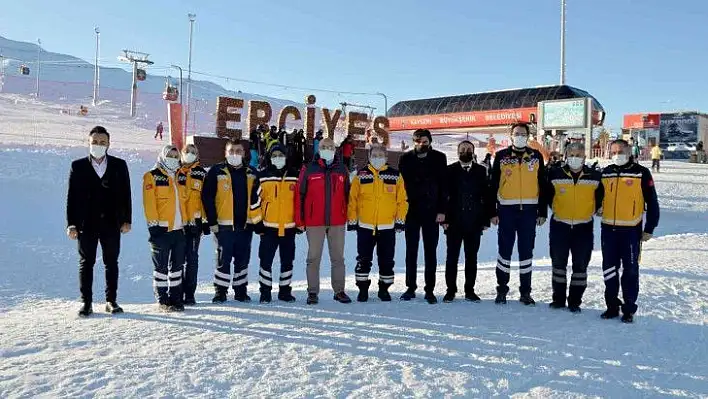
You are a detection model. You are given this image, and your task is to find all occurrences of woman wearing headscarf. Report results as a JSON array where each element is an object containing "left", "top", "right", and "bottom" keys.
[
  {"left": 177, "top": 144, "right": 208, "bottom": 305},
  {"left": 143, "top": 145, "right": 188, "bottom": 312}
]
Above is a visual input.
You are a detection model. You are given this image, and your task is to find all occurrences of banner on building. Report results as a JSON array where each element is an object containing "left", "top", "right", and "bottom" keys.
[{"left": 659, "top": 113, "right": 698, "bottom": 145}]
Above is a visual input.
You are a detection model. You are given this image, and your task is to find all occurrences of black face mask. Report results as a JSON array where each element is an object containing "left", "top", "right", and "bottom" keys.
[{"left": 459, "top": 152, "right": 474, "bottom": 163}]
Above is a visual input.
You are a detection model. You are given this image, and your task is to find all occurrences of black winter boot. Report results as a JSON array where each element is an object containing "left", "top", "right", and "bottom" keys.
[
  {"left": 277, "top": 286, "right": 296, "bottom": 302},
  {"left": 357, "top": 281, "right": 371, "bottom": 302},
  {"left": 377, "top": 282, "right": 392, "bottom": 302},
  {"left": 495, "top": 286, "right": 508, "bottom": 304}
]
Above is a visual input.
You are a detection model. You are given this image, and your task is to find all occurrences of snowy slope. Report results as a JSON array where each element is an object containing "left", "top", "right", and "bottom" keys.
[{"left": 0, "top": 143, "right": 706, "bottom": 397}]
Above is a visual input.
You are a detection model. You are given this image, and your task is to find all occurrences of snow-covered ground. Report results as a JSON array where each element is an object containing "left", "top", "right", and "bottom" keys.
[{"left": 1, "top": 114, "right": 707, "bottom": 397}]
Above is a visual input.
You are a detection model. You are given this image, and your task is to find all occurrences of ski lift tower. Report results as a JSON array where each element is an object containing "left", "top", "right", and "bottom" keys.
[{"left": 118, "top": 49, "right": 154, "bottom": 117}]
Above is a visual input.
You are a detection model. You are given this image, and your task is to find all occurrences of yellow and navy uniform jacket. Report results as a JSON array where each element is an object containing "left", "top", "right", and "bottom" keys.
[
  {"left": 142, "top": 167, "right": 188, "bottom": 232},
  {"left": 201, "top": 162, "right": 258, "bottom": 229},
  {"left": 250, "top": 166, "right": 300, "bottom": 236},
  {"left": 601, "top": 161, "right": 660, "bottom": 233},
  {"left": 546, "top": 164, "right": 603, "bottom": 225},
  {"left": 176, "top": 163, "right": 207, "bottom": 227},
  {"left": 347, "top": 164, "right": 408, "bottom": 231},
  {"left": 490, "top": 146, "right": 548, "bottom": 217}
]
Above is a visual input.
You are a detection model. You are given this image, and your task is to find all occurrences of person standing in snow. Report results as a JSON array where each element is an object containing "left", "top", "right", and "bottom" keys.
[
  {"left": 489, "top": 122, "right": 548, "bottom": 306},
  {"left": 295, "top": 138, "right": 352, "bottom": 305},
  {"left": 154, "top": 122, "right": 164, "bottom": 140},
  {"left": 340, "top": 134, "right": 355, "bottom": 170},
  {"left": 67, "top": 126, "right": 132, "bottom": 317},
  {"left": 176, "top": 144, "right": 208, "bottom": 306},
  {"left": 442, "top": 141, "right": 492, "bottom": 303},
  {"left": 142, "top": 145, "right": 187, "bottom": 312},
  {"left": 249, "top": 145, "right": 300, "bottom": 303},
  {"left": 650, "top": 144, "right": 663, "bottom": 173},
  {"left": 347, "top": 144, "right": 408, "bottom": 302},
  {"left": 201, "top": 140, "right": 259, "bottom": 303},
  {"left": 599, "top": 139, "right": 660, "bottom": 323},
  {"left": 398, "top": 129, "right": 448, "bottom": 304},
  {"left": 546, "top": 142, "right": 603, "bottom": 313}
]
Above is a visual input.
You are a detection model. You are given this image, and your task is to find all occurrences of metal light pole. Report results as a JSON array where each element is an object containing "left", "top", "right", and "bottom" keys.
[
  {"left": 376, "top": 92, "right": 388, "bottom": 116},
  {"left": 93, "top": 27, "right": 100, "bottom": 106},
  {"left": 0, "top": 49, "right": 5, "bottom": 93},
  {"left": 185, "top": 13, "right": 196, "bottom": 138},
  {"left": 171, "top": 64, "right": 184, "bottom": 104},
  {"left": 560, "top": 0, "right": 567, "bottom": 85},
  {"left": 36, "top": 39, "right": 41, "bottom": 97}
]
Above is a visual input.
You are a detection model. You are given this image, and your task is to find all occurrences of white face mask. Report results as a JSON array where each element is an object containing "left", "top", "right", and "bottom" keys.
[
  {"left": 163, "top": 157, "right": 180, "bottom": 172},
  {"left": 226, "top": 154, "right": 243, "bottom": 166},
  {"left": 90, "top": 144, "right": 107, "bottom": 159},
  {"left": 512, "top": 136, "right": 528, "bottom": 149},
  {"left": 182, "top": 152, "right": 197, "bottom": 164},
  {"left": 566, "top": 156, "right": 584, "bottom": 170},
  {"left": 612, "top": 154, "right": 629, "bottom": 166},
  {"left": 370, "top": 157, "right": 386, "bottom": 170},
  {"left": 271, "top": 157, "right": 286, "bottom": 169},
  {"left": 320, "top": 149, "right": 335, "bottom": 163}
]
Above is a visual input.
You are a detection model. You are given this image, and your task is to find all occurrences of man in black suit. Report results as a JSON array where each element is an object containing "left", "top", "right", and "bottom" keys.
[
  {"left": 442, "top": 141, "right": 492, "bottom": 303},
  {"left": 66, "top": 126, "right": 132, "bottom": 317}
]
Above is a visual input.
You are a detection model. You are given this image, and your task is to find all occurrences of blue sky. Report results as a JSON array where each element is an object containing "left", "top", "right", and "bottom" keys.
[{"left": 1, "top": 0, "right": 708, "bottom": 129}]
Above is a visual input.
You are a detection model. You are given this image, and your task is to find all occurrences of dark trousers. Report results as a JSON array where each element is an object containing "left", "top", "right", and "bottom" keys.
[
  {"left": 355, "top": 228, "right": 395, "bottom": 286},
  {"left": 549, "top": 219, "right": 593, "bottom": 307},
  {"left": 182, "top": 227, "right": 202, "bottom": 301},
  {"left": 445, "top": 227, "right": 482, "bottom": 295},
  {"left": 258, "top": 230, "right": 296, "bottom": 293},
  {"left": 150, "top": 230, "right": 186, "bottom": 305},
  {"left": 78, "top": 227, "right": 121, "bottom": 304},
  {"left": 496, "top": 205, "right": 538, "bottom": 295},
  {"left": 213, "top": 228, "right": 253, "bottom": 294},
  {"left": 405, "top": 214, "right": 440, "bottom": 293},
  {"left": 601, "top": 225, "right": 641, "bottom": 315},
  {"left": 651, "top": 159, "right": 660, "bottom": 172}
]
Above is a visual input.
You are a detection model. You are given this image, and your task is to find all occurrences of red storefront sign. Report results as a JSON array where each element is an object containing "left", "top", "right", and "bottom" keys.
[
  {"left": 623, "top": 113, "right": 660, "bottom": 129},
  {"left": 388, "top": 107, "right": 538, "bottom": 131}
]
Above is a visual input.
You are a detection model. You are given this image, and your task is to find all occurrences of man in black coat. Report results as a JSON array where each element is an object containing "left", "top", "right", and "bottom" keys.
[
  {"left": 66, "top": 126, "right": 132, "bottom": 317},
  {"left": 442, "top": 141, "right": 492, "bottom": 303},
  {"left": 398, "top": 129, "right": 448, "bottom": 304}
]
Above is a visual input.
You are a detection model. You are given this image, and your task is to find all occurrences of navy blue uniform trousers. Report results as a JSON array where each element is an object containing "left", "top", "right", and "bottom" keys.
[
  {"left": 355, "top": 228, "right": 396, "bottom": 286},
  {"left": 213, "top": 228, "right": 253, "bottom": 294},
  {"left": 150, "top": 229, "right": 186, "bottom": 305},
  {"left": 549, "top": 219, "right": 593, "bottom": 307},
  {"left": 258, "top": 230, "right": 296, "bottom": 292},
  {"left": 496, "top": 205, "right": 537, "bottom": 295},
  {"left": 601, "top": 225, "right": 641, "bottom": 315}
]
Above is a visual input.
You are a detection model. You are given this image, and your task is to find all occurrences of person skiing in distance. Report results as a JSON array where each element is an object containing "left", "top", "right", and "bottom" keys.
[
  {"left": 348, "top": 144, "right": 408, "bottom": 302},
  {"left": 154, "top": 121, "right": 164, "bottom": 140},
  {"left": 250, "top": 145, "right": 300, "bottom": 303},
  {"left": 177, "top": 144, "right": 208, "bottom": 305},
  {"left": 398, "top": 128, "right": 448, "bottom": 304},
  {"left": 599, "top": 139, "right": 660, "bottom": 323},
  {"left": 201, "top": 140, "right": 259, "bottom": 303},
  {"left": 67, "top": 126, "right": 132, "bottom": 317},
  {"left": 442, "top": 141, "right": 492, "bottom": 303},
  {"left": 143, "top": 145, "right": 188, "bottom": 312},
  {"left": 295, "top": 138, "right": 352, "bottom": 305},
  {"left": 490, "top": 122, "right": 548, "bottom": 306},
  {"left": 546, "top": 142, "right": 603, "bottom": 313}
]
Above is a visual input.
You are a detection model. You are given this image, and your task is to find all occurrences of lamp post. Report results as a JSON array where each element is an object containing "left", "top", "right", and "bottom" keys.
[
  {"left": 376, "top": 92, "right": 388, "bottom": 116},
  {"left": 36, "top": 38, "right": 41, "bottom": 97},
  {"left": 93, "top": 27, "right": 100, "bottom": 106},
  {"left": 560, "top": 0, "right": 567, "bottom": 85},
  {"left": 185, "top": 13, "right": 196, "bottom": 139}
]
